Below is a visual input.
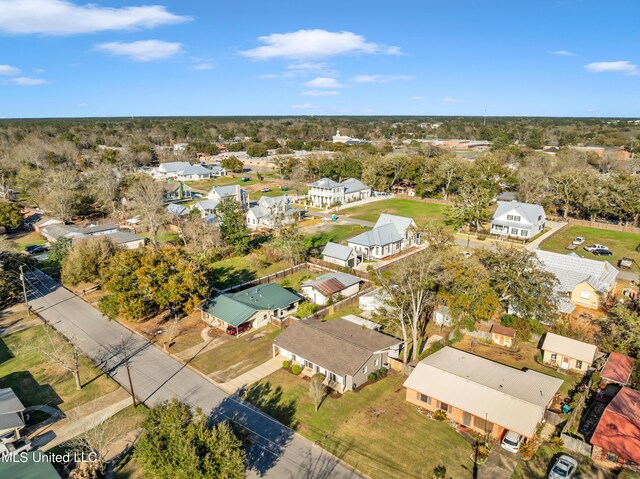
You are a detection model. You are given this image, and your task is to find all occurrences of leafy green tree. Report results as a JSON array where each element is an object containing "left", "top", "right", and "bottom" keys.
[
  {"left": 61, "top": 236, "right": 117, "bottom": 286},
  {"left": 221, "top": 156, "right": 244, "bottom": 173},
  {"left": 246, "top": 143, "right": 269, "bottom": 157},
  {"left": 0, "top": 201, "right": 23, "bottom": 229},
  {"left": 47, "top": 237, "right": 72, "bottom": 269},
  {"left": 227, "top": 142, "right": 244, "bottom": 152},
  {"left": 598, "top": 304, "right": 640, "bottom": 356},
  {"left": 269, "top": 224, "right": 306, "bottom": 265},
  {"left": 215, "top": 197, "right": 250, "bottom": 255},
  {"left": 445, "top": 181, "right": 494, "bottom": 236},
  {"left": 0, "top": 248, "right": 29, "bottom": 307},
  {"left": 136, "top": 399, "right": 246, "bottom": 479}
]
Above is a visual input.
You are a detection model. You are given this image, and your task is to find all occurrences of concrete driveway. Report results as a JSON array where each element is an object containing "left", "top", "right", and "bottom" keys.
[{"left": 478, "top": 446, "right": 520, "bottom": 479}]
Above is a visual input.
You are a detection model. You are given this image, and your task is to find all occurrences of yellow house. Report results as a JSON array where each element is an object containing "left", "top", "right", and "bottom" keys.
[{"left": 541, "top": 332, "right": 597, "bottom": 373}]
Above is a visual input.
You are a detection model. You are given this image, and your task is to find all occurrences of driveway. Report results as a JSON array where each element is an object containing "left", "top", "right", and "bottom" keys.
[
  {"left": 23, "top": 268, "right": 360, "bottom": 479},
  {"left": 478, "top": 446, "right": 519, "bottom": 479}
]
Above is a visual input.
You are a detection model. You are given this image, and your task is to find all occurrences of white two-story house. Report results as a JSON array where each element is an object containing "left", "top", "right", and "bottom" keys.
[
  {"left": 307, "top": 177, "right": 371, "bottom": 208},
  {"left": 246, "top": 195, "right": 299, "bottom": 230},
  {"left": 348, "top": 214, "right": 418, "bottom": 260},
  {"left": 490, "top": 201, "right": 546, "bottom": 240},
  {"left": 207, "top": 184, "right": 248, "bottom": 210}
]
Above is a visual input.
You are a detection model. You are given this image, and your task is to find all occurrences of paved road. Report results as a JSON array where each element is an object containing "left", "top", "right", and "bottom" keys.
[{"left": 23, "top": 269, "right": 359, "bottom": 479}]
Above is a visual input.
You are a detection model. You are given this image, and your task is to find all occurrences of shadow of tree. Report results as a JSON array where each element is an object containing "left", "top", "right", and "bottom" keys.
[
  {"left": 242, "top": 381, "right": 298, "bottom": 429},
  {"left": 0, "top": 371, "right": 62, "bottom": 409},
  {"left": 207, "top": 265, "right": 257, "bottom": 291},
  {"left": 0, "top": 337, "right": 13, "bottom": 364}
]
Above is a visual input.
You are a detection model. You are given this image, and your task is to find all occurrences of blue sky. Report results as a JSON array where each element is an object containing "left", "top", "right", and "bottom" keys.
[{"left": 0, "top": 0, "right": 638, "bottom": 118}]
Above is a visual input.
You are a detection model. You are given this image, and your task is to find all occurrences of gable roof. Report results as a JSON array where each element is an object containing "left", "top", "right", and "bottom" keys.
[
  {"left": 302, "top": 272, "right": 361, "bottom": 296},
  {"left": 534, "top": 250, "right": 618, "bottom": 294},
  {"left": 491, "top": 324, "right": 516, "bottom": 338},
  {"left": 541, "top": 332, "right": 597, "bottom": 363},
  {"left": 195, "top": 199, "right": 218, "bottom": 212},
  {"left": 601, "top": 352, "right": 635, "bottom": 385},
  {"left": 309, "top": 177, "right": 342, "bottom": 189},
  {"left": 342, "top": 177, "right": 370, "bottom": 193},
  {"left": 107, "top": 232, "right": 145, "bottom": 245},
  {"left": 321, "top": 242, "right": 355, "bottom": 261},
  {"left": 180, "top": 164, "right": 211, "bottom": 176},
  {"left": 403, "top": 347, "right": 563, "bottom": 437},
  {"left": 348, "top": 222, "right": 403, "bottom": 247},
  {"left": 590, "top": 387, "right": 640, "bottom": 464},
  {"left": 159, "top": 161, "right": 191, "bottom": 173},
  {"left": 493, "top": 201, "right": 545, "bottom": 226},
  {"left": 40, "top": 223, "right": 82, "bottom": 240},
  {"left": 274, "top": 318, "right": 401, "bottom": 377},
  {"left": 81, "top": 223, "right": 119, "bottom": 234},
  {"left": 0, "top": 388, "right": 25, "bottom": 416},
  {"left": 374, "top": 214, "right": 414, "bottom": 236},
  {"left": 166, "top": 203, "right": 189, "bottom": 216},
  {"left": 210, "top": 184, "right": 243, "bottom": 199},
  {"left": 259, "top": 195, "right": 288, "bottom": 208},
  {"left": 248, "top": 205, "right": 269, "bottom": 219}
]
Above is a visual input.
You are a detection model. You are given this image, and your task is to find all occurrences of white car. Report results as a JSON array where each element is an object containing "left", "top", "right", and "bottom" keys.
[
  {"left": 548, "top": 454, "right": 578, "bottom": 479},
  {"left": 584, "top": 244, "right": 609, "bottom": 252},
  {"left": 501, "top": 430, "right": 525, "bottom": 453},
  {"left": 571, "top": 237, "right": 585, "bottom": 246}
]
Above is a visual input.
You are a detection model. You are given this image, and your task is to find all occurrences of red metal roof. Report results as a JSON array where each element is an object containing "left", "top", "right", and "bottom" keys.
[
  {"left": 491, "top": 324, "right": 516, "bottom": 338},
  {"left": 601, "top": 352, "right": 635, "bottom": 385},
  {"left": 591, "top": 387, "right": 640, "bottom": 464}
]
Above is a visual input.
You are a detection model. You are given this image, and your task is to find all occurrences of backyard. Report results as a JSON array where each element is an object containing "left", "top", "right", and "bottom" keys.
[
  {"left": 340, "top": 198, "right": 449, "bottom": 227},
  {"left": 512, "top": 444, "right": 615, "bottom": 479},
  {"left": 189, "top": 325, "right": 281, "bottom": 382},
  {"left": 209, "top": 255, "right": 290, "bottom": 290},
  {"left": 0, "top": 324, "right": 119, "bottom": 412},
  {"left": 245, "top": 371, "right": 474, "bottom": 479},
  {"left": 300, "top": 223, "right": 369, "bottom": 248},
  {"left": 540, "top": 225, "right": 640, "bottom": 273}
]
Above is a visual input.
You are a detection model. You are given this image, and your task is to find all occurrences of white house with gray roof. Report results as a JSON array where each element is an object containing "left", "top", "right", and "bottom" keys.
[
  {"left": 246, "top": 195, "right": 299, "bottom": 230},
  {"left": 348, "top": 214, "right": 418, "bottom": 260},
  {"left": 152, "top": 162, "right": 213, "bottom": 181},
  {"left": 301, "top": 272, "right": 362, "bottom": 305},
  {"left": 490, "top": 201, "right": 546, "bottom": 240},
  {"left": 534, "top": 250, "right": 618, "bottom": 312},
  {"left": 307, "top": 177, "right": 371, "bottom": 208},
  {"left": 321, "top": 242, "right": 359, "bottom": 268},
  {"left": 207, "top": 184, "right": 248, "bottom": 210}
]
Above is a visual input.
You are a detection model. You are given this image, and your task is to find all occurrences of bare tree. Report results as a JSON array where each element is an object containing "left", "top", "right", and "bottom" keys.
[
  {"left": 90, "top": 165, "right": 123, "bottom": 217},
  {"left": 308, "top": 374, "right": 326, "bottom": 412},
  {"left": 66, "top": 414, "right": 120, "bottom": 477},
  {"left": 126, "top": 175, "right": 165, "bottom": 245},
  {"left": 38, "top": 170, "right": 83, "bottom": 222},
  {"left": 28, "top": 325, "right": 82, "bottom": 390}
]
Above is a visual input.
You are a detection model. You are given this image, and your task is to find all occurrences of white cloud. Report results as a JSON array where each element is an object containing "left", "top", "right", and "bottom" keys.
[
  {"left": 0, "top": 64, "right": 20, "bottom": 75},
  {"left": 350, "top": 74, "right": 413, "bottom": 83},
  {"left": 292, "top": 103, "right": 320, "bottom": 110},
  {"left": 584, "top": 60, "right": 638, "bottom": 75},
  {"left": 552, "top": 50, "right": 574, "bottom": 56},
  {"left": 9, "top": 77, "right": 48, "bottom": 85},
  {"left": 303, "top": 77, "right": 343, "bottom": 88},
  {"left": 192, "top": 63, "right": 213, "bottom": 70},
  {"left": 78, "top": 102, "right": 89, "bottom": 107},
  {"left": 410, "top": 96, "right": 425, "bottom": 101},
  {"left": 302, "top": 90, "right": 340, "bottom": 96},
  {"left": 96, "top": 40, "right": 182, "bottom": 61},
  {"left": 241, "top": 29, "right": 401, "bottom": 60},
  {"left": 442, "top": 97, "right": 463, "bottom": 104},
  {"left": 0, "top": 0, "right": 190, "bottom": 35}
]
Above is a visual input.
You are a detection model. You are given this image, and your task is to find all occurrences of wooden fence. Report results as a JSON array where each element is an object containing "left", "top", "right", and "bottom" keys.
[
  {"left": 220, "top": 263, "right": 308, "bottom": 293},
  {"left": 307, "top": 257, "right": 372, "bottom": 280},
  {"left": 303, "top": 286, "right": 374, "bottom": 321},
  {"left": 547, "top": 216, "right": 640, "bottom": 235}
]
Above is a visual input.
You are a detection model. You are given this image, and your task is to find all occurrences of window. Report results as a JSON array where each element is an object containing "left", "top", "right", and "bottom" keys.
[
  {"left": 521, "top": 230, "right": 529, "bottom": 237},
  {"left": 363, "top": 366, "right": 368, "bottom": 374},
  {"left": 304, "top": 360, "right": 313, "bottom": 369},
  {"left": 439, "top": 402, "right": 450, "bottom": 413},
  {"left": 507, "top": 215, "right": 514, "bottom": 220},
  {"left": 418, "top": 393, "right": 431, "bottom": 404},
  {"left": 580, "top": 291, "right": 591, "bottom": 300},
  {"left": 374, "top": 358, "right": 379, "bottom": 367},
  {"left": 576, "top": 360, "right": 583, "bottom": 369},
  {"left": 513, "top": 216, "right": 521, "bottom": 222},
  {"left": 511, "top": 228, "right": 518, "bottom": 235},
  {"left": 605, "top": 451, "right": 619, "bottom": 463},
  {"left": 538, "top": 215, "right": 542, "bottom": 221},
  {"left": 550, "top": 353, "right": 557, "bottom": 361}
]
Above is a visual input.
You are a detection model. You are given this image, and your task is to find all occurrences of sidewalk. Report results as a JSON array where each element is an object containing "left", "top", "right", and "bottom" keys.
[{"left": 216, "top": 356, "right": 284, "bottom": 395}]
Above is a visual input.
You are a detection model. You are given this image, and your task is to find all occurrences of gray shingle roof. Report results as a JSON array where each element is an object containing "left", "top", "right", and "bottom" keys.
[
  {"left": 195, "top": 199, "right": 219, "bottom": 212},
  {"left": 180, "top": 164, "right": 211, "bottom": 176},
  {"left": 211, "top": 185, "right": 242, "bottom": 198},
  {"left": 166, "top": 203, "right": 189, "bottom": 216},
  {"left": 321, "top": 242, "right": 354, "bottom": 261},
  {"left": 535, "top": 250, "right": 618, "bottom": 294},
  {"left": 248, "top": 205, "right": 269, "bottom": 219},
  {"left": 342, "top": 178, "right": 370, "bottom": 193},
  {"left": 160, "top": 161, "right": 191, "bottom": 172},
  {"left": 107, "top": 232, "right": 145, "bottom": 245},
  {"left": 259, "top": 195, "right": 288, "bottom": 208},
  {"left": 0, "top": 388, "right": 25, "bottom": 415},
  {"left": 493, "top": 201, "right": 545, "bottom": 226}
]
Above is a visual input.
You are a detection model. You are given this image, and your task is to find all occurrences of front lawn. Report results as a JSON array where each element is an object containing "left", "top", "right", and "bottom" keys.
[
  {"left": 512, "top": 444, "right": 615, "bottom": 479},
  {"left": 540, "top": 225, "right": 640, "bottom": 273},
  {"left": 11, "top": 230, "right": 46, "bottom": 250},
  {"left": 138, "top": 228, "right": 180, "bottom": 245},
  {"left": 209, "top": 255, "right": 290, "bottom": 290},
  {"left": 189, "top": 325, "right": 281, "bottom": 382},
  {"left": 245, "top": 370, "right": 473, "bottom": 479},
  {"left": 302, "top": 223, "right": 369, "bottom": 248},
  {"left": 0, "top": 325, "right": 119, "bottom": 412},
  {"left": 340, "top": 198, "right": 449, "bottom": 227}
]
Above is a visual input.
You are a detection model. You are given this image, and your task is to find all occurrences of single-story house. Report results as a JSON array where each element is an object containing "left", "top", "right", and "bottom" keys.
[
  {"left": 541, "top": 332, "right": 597, "bottom": 372},
  {"left": 321, "top": 242, "right": 359, "bottom": 268},
  {"left": 601, "top": 352, "right": 635, "bottom": 386},
  {"left": 100, "top": 232, "right": 146, "bottom": 250},
  {"left": 246, "top": 195, "right": 298, "bottom": 230},
  {"left": 301, "top": 272, "right": 362, "bottom": 306},
  {"left": 40, "top": 222, "right": 145, "bottom": 249},
  {"left": 348, "top": 214, "right": 418, "bottom": 260},
  {"left": 208, "top": 165, "right": 227, "bottom": 177},
  {"left": 534, "top": 250, "right": 619, "bottom": 312},
  {"left": 81, "top": 223, "right": 120, "bottom": 237},
  {"left": 208, "top": 185, "right": 248, "bottom": 210},
  {"left": 490, "top": 201, "right": 546, "bottom": 240},
  {"left": 491, "top": 324, "right": 516, "bottom": 347},
  {"left": 590, "top": 387, "right": 640, "bottom": 469},
  {"left": 166, "top": 203, "right": 190, "bottom": 218},
  {"left": 0, "top": 388, "right": 25, "bottom": 444},
  {"left": 174, "top": 163, "right": 213, "bottom": 181},
  {"left": 202, "top": 283, "right": 302, "bottom": 332},
  {"left": 33, "top": 217, "right": 63, "bottom": 233},
  {"left": 433, "top": 306, "right": 453, "bottom": 327},
  {"left": 40, "top": 223, "right": 83, "bottom": 242},
  {"left": 193, "top": 199, "right": 219, "bottom": 218},
  {"left": 273, "top": 318, "right": 402, "bottom": 393},
  {"left": 307, "top": 177, "right": 371, "bottom": 208},
  {"left": 404, "top": 347, "right": 563, "bottom": 439},
  {"left": 162, "top": 181, "right": 193, "bottom": 201}
]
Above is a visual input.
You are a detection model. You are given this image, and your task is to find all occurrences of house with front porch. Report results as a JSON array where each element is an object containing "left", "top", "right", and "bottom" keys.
[
  {"left": 404, "top": 347, "right": 563, "bottom": 440},
  {"left": 490, "top": 201, "right": 546, "bottom": 240},
  {"left": 347, "top": 214, "right": 418, "bottom": 260},
  {"left": 246, "top": 195, "right": 299, "bottom": 230},
  {"left": 0, "top": 388, "right": 26, "bottom": 444},
  {"left": 273, "top": 318, "right": 402, "bottom": 393},
  {"left": 541, "top": 332, "right": 597, "bottom": 373},
  {"left": 202, "top": 283, "right": 302, "bottom": 332},
  {"left": 162, "top": 182, "right": 193, "bottom": 202},
  {"left": 307, "top": 177, "right": 371, "bottom": 208}
]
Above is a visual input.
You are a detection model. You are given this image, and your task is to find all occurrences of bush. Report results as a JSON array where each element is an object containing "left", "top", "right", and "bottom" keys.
[
  {"left": 282, "top": 360, "right": 290, "bottom": 369},
  {"left": 433, "top": 410, "right": 447, "bottom": 421},
  {"left": 549, "top": 435, "right": 564, "bottom": 450},
  {"left": 367, "top": 368, "right": 388, "bottom": 383},
  {"left": 519, "top": 441, "right": 537, "bottom": 460},
  {"left": 473, "top": 445, "right": 490, "bottom": 462},
  {"left": 294, "top": 302, "right": 318, "bottom": 319},
  {"left": 590, "top": 372, "right": 601, "bottom": 391},
  {"left": 432, "top": 464, "right": 447, "bottom": 479},
  {"left": 291, "top": 365, "right": 302, "bottom": 375}
]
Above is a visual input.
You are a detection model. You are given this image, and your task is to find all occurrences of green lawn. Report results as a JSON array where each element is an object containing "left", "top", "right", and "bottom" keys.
[
  {"left": 340, "top": 198, "right": 449, "bottom": 227},
  {"left": 138, "top": 228, "right": 180, "bottom": 245},
  {"left": 321, "top": 304, "right": 364, "bottom": 321},
  {"left": 245, "top": 371, "right": 473, "bottom": 479},
  {"left": 512, "top": 444, "right": 615, "bottom": 479},
  {"left": 11, "top": 231, "right": 46, "bottom": 250},
  {"left": 209, "top": 255, "right": 290, "bottom": 290},
  {"left": 304, "top": 224, "right": 369, "bottom": 247},
  {"left": 275, "top": 267, "right": 315, "bottom": 292},
  {"left": 0, "top": 325, "right": 119, "bottom": 412},
  {"left": 540, "top": 225, "right": 640, "bottom": 273},
  {"left": 189, "top": 325, "right": 281, "bottom": 382}
]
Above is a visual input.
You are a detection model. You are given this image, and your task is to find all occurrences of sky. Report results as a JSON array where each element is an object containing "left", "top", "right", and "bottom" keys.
[{"left": 0, "top": 0, "right": 639, "bottom": 118}]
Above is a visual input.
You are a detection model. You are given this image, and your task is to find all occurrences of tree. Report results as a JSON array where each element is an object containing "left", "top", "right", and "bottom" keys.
[
  {"left": 598, "top": 304, "right": 640, "bottom": 356},
  {"left": 0, "top": 201, "right": 23, "bottom": 229},
  {"left": 38, "top": 169, "right": 84, "bottom": 222},
  {"left": 309, "top": 373, "right": 326, "bottom": 412},
  {"left": 445, "top": 181, "right": 494, "bottom": 238},
  {"left": 136, "top": 399, "right": 245, "bottom": 479},
  {"left": 269, "top": 224, "right": 306, "bottom": 265},
  {"left": 28, "top": 325, "right": 82, "bottom": 390},
  {"left": 221, "top": 156, "right": 244, "bottom": 173},
  {"left": 476, "top": 246, "right": 560, "bottom": 323},
  {"left": 215, "top": 197, "right": 250, "bottom": 255},
  {"left": 126, "top": 175, "right": 165, "bottom": 245},
  {"left": 47, "top": 237, "right": 72, "bottom": 270},
  {"left": 0, "top": 248, "right": 28, "bottom": 307},
  {"left": 67, "top": 414, "right": 120, "bottom": 477},
  {"left": 245, "top": 143, "right": 269, "bottom": 157},
  {"left": 178, "top": 213, "right": 224, "bottom": 257},
  {"left": 90, "top": 165, "right": 123, "bottom": 216},
  {"left": 61, "top": 236, "right": 117, "bottom": 286}
]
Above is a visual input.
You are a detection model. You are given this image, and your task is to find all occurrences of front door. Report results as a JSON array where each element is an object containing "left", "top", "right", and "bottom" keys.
[{"left": 561, "top": 356, "right": 570, "bottom": 369}]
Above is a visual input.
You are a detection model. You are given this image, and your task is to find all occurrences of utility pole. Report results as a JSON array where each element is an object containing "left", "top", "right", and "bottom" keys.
[
  {"left": 19, "top": 265, "right": 30, "bottom": 316},
  {"left": 121, "top": 335, "right": 137, "bottom": 407}
]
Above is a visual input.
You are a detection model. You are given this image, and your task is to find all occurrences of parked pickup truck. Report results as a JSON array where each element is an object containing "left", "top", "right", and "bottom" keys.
[{"left": 618, "top": 257, "right": 634, "bottom": 270}]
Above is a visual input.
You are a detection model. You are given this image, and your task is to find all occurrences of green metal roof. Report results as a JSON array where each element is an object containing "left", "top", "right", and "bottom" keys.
[
  {"left": 206, "top": 284, "right": 302, "bottom": 327},
  {"left": 0, "top": 452, "right": 61, "bottom": 479}
]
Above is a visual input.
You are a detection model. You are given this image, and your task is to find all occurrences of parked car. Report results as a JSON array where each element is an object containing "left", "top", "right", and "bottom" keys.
[
  {"left": 584, "top": 244, "right": 609, "bottom": 252},
  {"left": 548, "top": 454, "right": 578, "bottom": 479},
  {"left": 619, "top": 257, "right": 634, "bottom": 269},
  {"left": 240, "top": 177, "right": 250, "bottom": 182},
  {"left": 25, "top": 245, "right": 47, "bottom": 255},
  {"left": 260, "top": 187, "right": 272, "bottom": 192},
  {"left": 226, "top": 323, "right": 252, "bottom": 336},
  {"left": 592, "top": 248, "right": 613, "bottom": 256},
  {"left": 280, "top": 186, "right": 289, "bottom": 191},
  {"left": 571, "top": 237, "right": 586, "bottom": 246},
  {"left": 501, "top": 430, "right": 525, "bottom": 453}
]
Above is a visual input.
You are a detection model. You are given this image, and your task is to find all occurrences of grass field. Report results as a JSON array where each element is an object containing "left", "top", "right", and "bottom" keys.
[
  {"left": 303, "top": 223, "right": 369, "bottom": 247},
  {"left": 275, "top": 267, "right": 315, "bottom": 292},
  {"left": 512, "top": 444, "right": 615, "bottom": 479},
  {"left": 189, "top": 325, "right": 281, "bottom": 382},
  {"left": 11, "top": 231, "right": 46, "bottom": 250},
  {"left": 209, "top": 255, "right": 290, "bottom": 290},
  {"left": 245, "top": 371, "right": 473, "bottom": 479},
  {"left": 139, "top": 228, "right": 180, "bottom": 245},
  {"left": 340, "top": 199, "right": 449, "bottom": 227},
  {"left": 0, "top": 325, "right": 118, "bottom": 412},
  {"left": 539, "top": 225, "right": 640, "bottom": 272}
]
